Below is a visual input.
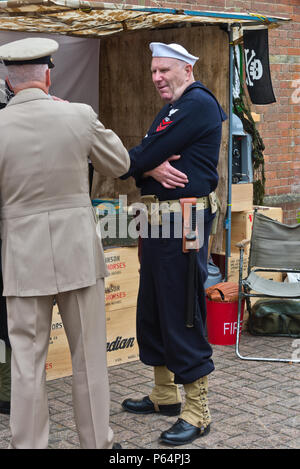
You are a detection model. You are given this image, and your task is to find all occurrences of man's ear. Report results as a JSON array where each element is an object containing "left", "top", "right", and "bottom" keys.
[
  {"left": 45, "top": 68, "right": 51, "bottom": 89},
  {"left": 185, "top": 64, "right": 193, "bottom": 80}
]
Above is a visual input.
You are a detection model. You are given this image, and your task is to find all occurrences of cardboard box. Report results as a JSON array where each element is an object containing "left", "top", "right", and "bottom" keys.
[
  {"left": 227, "top": 253, "right": 249, "bottom": 283},
  {"left": 104, "top": 246, "right": 139, "bottom": 280},
  {"left": 104, "top": 246, "right": 140, "bottom": 312},
  {"left": 105, "top": 276, "right": 139, "bottom": 312},
  {"left": 106, "top": 306, "right": 139, "bottom": 367},
  {"left": 105, "top": 247, "right": 140, "bottom": 366},
  {"left": 227, "top": 253, "right": 283, "bottom": 284},
  {"left": 46, "top": 304, "right": 140, "bottom": 380},
  {"left": 231, "top": 183, "right": 253, "bottom": 212},
  {"left": 46, "top": 247, "right": 140, "bottom": 380}
]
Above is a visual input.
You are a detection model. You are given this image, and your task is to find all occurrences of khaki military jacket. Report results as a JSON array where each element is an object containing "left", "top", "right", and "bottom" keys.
[{"left": 0, "top": 88, "right": 130, "bottom": 296}]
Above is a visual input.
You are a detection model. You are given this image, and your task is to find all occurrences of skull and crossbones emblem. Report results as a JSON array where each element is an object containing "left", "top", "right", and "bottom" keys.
[{"left": 244, "top": 49, "right": 263, "bottom": 87}]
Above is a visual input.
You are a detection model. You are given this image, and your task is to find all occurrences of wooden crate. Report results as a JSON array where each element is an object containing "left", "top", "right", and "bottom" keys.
[
  {"left": 255, "top": 206, "right": 283, "bottom": 222},
  {"left": 231, "top": 183, "right": 253, "bottom": 212},
  {"left": 223, "top": 211, "right": 253, "bottom": 256}
]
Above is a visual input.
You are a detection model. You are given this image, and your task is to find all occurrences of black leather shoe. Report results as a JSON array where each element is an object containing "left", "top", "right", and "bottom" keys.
[
  {"left": 159, "top": 418, "right": 210, "bottom": 446},
  {"left": 112, "top": 443, "right": 122, "bottom": 449},
  {"left": 0, "top": 400, "right": 10, "bottom": 415},
  {"left": 122, "top": 396, "right": 181, "bottom": 416}
]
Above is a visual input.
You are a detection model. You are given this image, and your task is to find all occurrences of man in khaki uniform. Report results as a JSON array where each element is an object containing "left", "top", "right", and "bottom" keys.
[{"left": 0, "top": 37, "right": 130, "bottom": 449}]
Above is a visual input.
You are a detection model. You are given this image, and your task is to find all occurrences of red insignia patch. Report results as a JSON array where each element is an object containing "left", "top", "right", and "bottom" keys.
[{"left": 156, "top": 118, "right": 173, "bottom": 132}]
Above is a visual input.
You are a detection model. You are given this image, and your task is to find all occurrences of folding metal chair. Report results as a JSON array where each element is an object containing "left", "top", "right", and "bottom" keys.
[{"left": 235, "top": 211, "right": 300, "bottom": 363}]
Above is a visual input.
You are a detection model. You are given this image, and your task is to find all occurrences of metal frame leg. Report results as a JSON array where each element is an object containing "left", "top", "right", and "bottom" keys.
[{"left": 235, "top": 250, "right": 300, "bottom": 363}]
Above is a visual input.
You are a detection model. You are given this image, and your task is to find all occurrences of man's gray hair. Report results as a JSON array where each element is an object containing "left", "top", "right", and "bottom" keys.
[{"left": 6, "top": 63, "right": 48, "bottom": 88}]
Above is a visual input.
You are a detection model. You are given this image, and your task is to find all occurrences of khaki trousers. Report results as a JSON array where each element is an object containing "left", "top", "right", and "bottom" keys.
[{"left": 6, "top": 279, "right": 113, "bottom": 449}]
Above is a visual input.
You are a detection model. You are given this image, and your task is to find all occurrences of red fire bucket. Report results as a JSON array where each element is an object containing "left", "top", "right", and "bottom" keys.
[{"left": 206, "top": 299, "right": 244, "bottom": 345}]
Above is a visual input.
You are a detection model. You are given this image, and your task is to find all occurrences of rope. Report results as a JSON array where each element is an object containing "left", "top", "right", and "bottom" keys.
[{"left": 233, "top": 44, "right": 266, "bottom": 205}]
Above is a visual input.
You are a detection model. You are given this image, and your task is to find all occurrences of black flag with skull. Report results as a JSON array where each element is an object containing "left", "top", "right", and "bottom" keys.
[{"left": 243, "top": 28, "right": 276, "bottom": 105}]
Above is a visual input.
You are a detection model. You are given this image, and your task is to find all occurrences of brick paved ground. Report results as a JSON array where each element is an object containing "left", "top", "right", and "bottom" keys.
[{"left": 0, "top": 332, "right": 299, "bottom": 450}]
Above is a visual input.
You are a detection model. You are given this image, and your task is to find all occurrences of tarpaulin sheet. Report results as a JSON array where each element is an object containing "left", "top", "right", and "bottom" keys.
[{"left": 0, "top": 1, "right": 290, "bottom": 38}]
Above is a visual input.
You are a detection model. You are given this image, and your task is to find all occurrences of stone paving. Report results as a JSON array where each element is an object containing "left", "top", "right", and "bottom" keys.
[{"left": 0, "top": 332, "right": 299, "bottom": 450}]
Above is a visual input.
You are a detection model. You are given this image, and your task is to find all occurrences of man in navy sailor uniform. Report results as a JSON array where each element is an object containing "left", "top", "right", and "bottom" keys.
[{"left": 121, "top": 42, "right": 227, "bottom": 446}]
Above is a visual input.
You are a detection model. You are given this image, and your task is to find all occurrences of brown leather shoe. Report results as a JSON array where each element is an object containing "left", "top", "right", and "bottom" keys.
[{"left": 112, "top": 443, "right": 122, "bottom": 449}]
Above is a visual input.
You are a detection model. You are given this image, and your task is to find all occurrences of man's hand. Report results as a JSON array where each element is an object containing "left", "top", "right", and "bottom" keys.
[
  {"left": 50, "top": 95, "right": 69, "bottom": 102},
  {"left": 144, "top": 155, "right": 188, "bottom": 189}
]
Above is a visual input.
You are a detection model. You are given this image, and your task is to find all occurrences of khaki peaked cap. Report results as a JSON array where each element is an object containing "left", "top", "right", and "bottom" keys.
[{"left": 0, "top": 37, "right": 58, "bottom": 68}]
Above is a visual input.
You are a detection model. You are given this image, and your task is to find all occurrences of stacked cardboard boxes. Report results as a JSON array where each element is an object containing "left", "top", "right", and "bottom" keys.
[
  {"left": 104, "top": 246, "right": 140, "bottom": 367},
  {"left": 46, "top": 246, "right": 140, "bottom": 381}
]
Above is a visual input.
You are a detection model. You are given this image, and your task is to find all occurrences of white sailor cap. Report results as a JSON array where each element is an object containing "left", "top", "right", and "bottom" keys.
[
  {"left": 0, "top": 37, "right": 59, "bottom": 69},
  {"left": 149, "top": 42, "right": 199, "bottom": 66}
]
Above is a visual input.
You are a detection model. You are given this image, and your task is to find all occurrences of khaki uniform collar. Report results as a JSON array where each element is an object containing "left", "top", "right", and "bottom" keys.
[{"left": 7, "top": 87, "right": 50, "bottom": 107}]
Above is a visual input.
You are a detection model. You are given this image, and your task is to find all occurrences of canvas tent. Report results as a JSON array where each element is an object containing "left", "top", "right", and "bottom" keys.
[{"left": 0, "top": 1, "right": 290, "bottom": 272}]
